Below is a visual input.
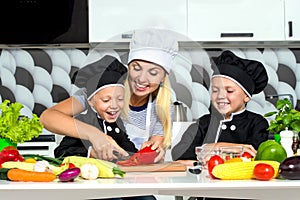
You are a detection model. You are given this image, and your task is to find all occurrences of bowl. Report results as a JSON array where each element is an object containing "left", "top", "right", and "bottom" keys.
[{"left": 195, "top": 145, "right": 244, "bottom": 168}]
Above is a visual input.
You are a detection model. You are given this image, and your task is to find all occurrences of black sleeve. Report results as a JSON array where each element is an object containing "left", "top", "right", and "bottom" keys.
[
  {"left": 54, "top": 136, "right": 91, "bottom": 158},
  {"left": 247, "top": 114, "right": 269, "bottom": 149},
  {"left": 109, "top": 119, "right": 138, "bottom": 154}
]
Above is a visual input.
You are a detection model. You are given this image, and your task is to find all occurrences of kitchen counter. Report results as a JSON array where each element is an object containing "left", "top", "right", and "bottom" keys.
[{"left": 1, "top": 170, "right": 300, "bottom": 200}]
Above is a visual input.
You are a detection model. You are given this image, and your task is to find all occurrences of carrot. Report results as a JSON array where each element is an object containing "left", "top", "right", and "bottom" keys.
[{"left": 7, "top": 168, "right": 56, "bottom": 182}]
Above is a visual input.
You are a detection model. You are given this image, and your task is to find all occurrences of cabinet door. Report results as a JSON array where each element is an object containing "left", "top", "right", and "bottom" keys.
[
  {"left": 285, "top": 0, "right": 300, "bottom": 40},
  {"left": 188, "top": 0, "right": 285, "bottom": 41},
  {"left": 89, "top": 0, "right": 187, "bottom": 43}
]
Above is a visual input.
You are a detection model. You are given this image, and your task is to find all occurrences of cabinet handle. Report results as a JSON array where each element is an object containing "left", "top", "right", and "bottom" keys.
[
  {"left": 121, "top": 33, "right": 133, "bottom": 39},
  {"left": 288, "top": 21, "right": 293, "bottom": 37},
  {"left": 220, "top": 33, "right": 253, "bottom": 38}
]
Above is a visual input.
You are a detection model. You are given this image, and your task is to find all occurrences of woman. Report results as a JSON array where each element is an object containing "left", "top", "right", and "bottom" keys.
[
  {"left": 122, "top": 28, "right": 178, "bottom": 151},
  {"left": 40, "top": 28, "right": 179, "bottom": 161}
]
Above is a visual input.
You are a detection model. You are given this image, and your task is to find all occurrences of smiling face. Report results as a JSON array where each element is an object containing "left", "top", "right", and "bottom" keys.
[
  {"left": 88, "top": 86, "right": 124, "bottom": 123},
  {"left": 127, "top": 60, "right": 166, "bottom": 105},
  {"left": 211, "top": 77, "right": 250, "bottom": 119}
]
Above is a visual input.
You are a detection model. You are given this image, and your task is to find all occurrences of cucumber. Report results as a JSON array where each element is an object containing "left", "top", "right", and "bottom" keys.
[{"left": 0, "top": 168, "right": 10, "bottom": 180}]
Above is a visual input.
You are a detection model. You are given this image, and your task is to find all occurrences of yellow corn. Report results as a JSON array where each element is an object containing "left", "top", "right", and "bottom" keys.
[{"left": 212, "top": 160, "right": 280, "bottom": 180}]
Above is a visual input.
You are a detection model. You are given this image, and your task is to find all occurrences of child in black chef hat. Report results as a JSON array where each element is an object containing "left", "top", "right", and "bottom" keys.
[
  {"left": 54, "top": 55, "right": 138, "bottom": 159},
  {"left": 172, "top": 50, "right": 269, "bottom": 164}
]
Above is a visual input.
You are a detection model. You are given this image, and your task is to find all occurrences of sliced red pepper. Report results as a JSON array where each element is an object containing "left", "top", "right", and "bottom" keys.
[
  {"left": 60, "top": 163, "right": 76, "bottom": 168},
  {"left": 117, "top": 145, "right": 158, "bottom": 166}
]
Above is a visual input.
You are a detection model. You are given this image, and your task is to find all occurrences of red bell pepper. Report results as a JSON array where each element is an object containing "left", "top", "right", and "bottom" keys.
[
  {"left": 0, "top": 146, "right": 23, "bottom": 163},
  {"left": 117, "top": 145, "right": 158, "bottom": 166}
]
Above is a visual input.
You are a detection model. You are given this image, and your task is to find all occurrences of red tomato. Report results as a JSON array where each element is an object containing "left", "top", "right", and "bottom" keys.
[
  {"left": 208, "top": 155, "right": 224, "bottom": 179},
  {"left": 242, "top": 152, "right": 253, "bottom": 159},
  {"left": 60, "top": 163, "right": 76, "bottom": 168},
  {"left": 253, "top": 163, "right": 275, "bottom": 181},
  {"left": 0, "top": 146, "right": 20, "bottom": 162},
  {"left": 13, "top": 155, "right": 24, "bottom": 162}
]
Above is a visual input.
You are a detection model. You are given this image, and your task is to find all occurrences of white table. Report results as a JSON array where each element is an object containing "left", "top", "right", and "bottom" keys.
[{"left": 1, "top": 170, "right": 299, "bottom": 200}]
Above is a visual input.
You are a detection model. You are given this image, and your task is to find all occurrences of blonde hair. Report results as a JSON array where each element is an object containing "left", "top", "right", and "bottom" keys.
[{"left": 122, "top": 75, "right": 172, "bottom": 150}]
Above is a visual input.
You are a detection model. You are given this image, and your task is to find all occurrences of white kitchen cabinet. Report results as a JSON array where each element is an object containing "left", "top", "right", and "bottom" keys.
[
  {"left": 284, "top": 0, "right": 300, "bottom": 40},
  {"left": 89, "top": 0, "right": 187, "bottom": 43},
  {"left": 187, "top": 0, "right": 285, "bottom": 41}
]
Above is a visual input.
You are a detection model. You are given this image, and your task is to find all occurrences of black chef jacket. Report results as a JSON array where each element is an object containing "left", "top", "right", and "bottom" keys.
[
  {"left": 54, "top": 107, "right": 138, "bottom": 158},
  {"left": 172, "top": 108, "right": 269, "bottom": 161}
]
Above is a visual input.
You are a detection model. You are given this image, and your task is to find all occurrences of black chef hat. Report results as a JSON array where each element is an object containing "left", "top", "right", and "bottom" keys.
[
  {"left": 212, "top": 50, "right": 268, "bottom": 97},
  {"left": 74, "top": 55, "right": 127, "bottom": 100}
]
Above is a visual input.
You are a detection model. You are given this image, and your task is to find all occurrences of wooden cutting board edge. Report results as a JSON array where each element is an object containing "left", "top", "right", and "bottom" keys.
[{"left": 118, "top": 162, "right": 187, "bottom": 172}]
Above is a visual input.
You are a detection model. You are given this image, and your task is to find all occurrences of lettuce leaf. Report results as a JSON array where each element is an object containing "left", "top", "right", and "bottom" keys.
[{"left": 0, "top": 100, "right": 43, "bottom": 144}]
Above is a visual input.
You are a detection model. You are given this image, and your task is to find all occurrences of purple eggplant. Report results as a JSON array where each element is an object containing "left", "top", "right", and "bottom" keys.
[
  {"left": 279, "top": 156, "right": 300, "bottom": 180},
  {"left": 58, "top": 167, "right": 81, "bottom": 182}
]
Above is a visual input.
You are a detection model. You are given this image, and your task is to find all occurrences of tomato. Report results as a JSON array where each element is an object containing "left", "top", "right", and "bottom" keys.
[
  {"left": 253, "top": 163, "right": 275, "bottom": 181},
  {"left": 242, "top": 152, "right": 253, "bottom": 159},
  {"left": 60, "top": 163, "right": 76, "bottom": 168},
  {"left": 207, "top": 155, "right": 224, "bottom": 179},
  {"left": 0, "top": 146, "right": 20, "bottom": 162},
  {"left": 13, "top": 155, "right": 24, "bottom": 162}
]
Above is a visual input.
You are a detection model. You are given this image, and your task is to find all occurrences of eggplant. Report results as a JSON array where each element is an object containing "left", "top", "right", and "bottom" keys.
[
  {"left": 58, "top": 167, "right": 81, "bottom": 182},
  {"left": 279, "top": 156, "right": 300, "bottom": 180}
]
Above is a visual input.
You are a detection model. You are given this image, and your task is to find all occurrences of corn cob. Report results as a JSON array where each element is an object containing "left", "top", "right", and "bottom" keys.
[
  {"left": 212, "top": 160, "right": 280, "bottom": 180},
  {"left": 62, "top": 156, "right": 125, "bottom": 178}
]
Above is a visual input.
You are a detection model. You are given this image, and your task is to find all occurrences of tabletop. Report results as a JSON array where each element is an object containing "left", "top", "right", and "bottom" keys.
[{"left": 1, "top": 170, "right": 300, "bottom": 200}]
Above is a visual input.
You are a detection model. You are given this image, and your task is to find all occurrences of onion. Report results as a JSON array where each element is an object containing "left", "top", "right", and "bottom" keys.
[{"left": 58, "top": 167, "right": 81, "bottom": 182}]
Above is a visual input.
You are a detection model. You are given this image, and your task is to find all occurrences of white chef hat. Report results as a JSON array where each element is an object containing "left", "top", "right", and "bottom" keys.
[{"left": 127, "top": 28, "right": 178, "bottom": 73}]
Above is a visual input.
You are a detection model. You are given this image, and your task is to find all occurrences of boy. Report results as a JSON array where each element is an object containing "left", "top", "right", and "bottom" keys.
[{"left": 172, "top": 50, "right": 269, "bottom": 164}]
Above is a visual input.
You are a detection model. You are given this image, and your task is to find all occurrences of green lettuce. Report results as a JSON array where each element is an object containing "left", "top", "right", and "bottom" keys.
[{"left": 0, "top": 100, "right": 43, "bottom": 144}]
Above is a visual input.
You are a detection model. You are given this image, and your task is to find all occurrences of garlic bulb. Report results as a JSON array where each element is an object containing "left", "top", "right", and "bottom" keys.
[{"left": 80, "top": 163, "right": 99, "bottom": 180}]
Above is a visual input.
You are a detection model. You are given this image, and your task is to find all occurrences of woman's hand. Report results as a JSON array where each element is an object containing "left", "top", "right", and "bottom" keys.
[{"left": 141, "top": 135, "right": 165, "bottom": 163}]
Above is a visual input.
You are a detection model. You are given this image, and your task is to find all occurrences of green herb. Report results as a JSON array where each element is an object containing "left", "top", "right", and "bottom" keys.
[
  {"left": 264, "top": 98, "right": 300, "bottom": 134},
  {"left": 22, "top": 154, "right": 64, "bottom": 166},
  {"left": 0, "top": 100, "right": 43, "bottom": 144}
]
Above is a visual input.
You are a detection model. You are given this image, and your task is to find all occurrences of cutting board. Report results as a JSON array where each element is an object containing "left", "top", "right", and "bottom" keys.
[{"left": 118, "top": 162, "right": 187, "bottom": 172}]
